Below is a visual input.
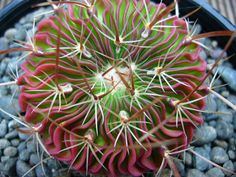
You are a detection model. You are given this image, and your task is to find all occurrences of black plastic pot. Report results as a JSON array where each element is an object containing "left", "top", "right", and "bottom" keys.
[{"left": 0, "top": 0, "right": 236, "bottom": 64}]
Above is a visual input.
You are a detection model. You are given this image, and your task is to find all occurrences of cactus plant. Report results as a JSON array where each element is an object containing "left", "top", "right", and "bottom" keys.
[{"left": 0, "top": 0, "right": 235, "bottom": 176}]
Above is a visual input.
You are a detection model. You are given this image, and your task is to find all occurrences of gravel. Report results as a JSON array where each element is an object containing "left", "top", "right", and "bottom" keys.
[
  {"left": 216, "top": 120, "right": 234, "bottom": 140},
  {"left": 193, "top": 126, "right": 217, "bottom": 145},
  {"left": 0, "top": 4, "right": 235, "bottom": 177},
  {"left": 217, "top": 65, "right": 236, "bottom": 91},
  {"left": 193, "top": 147, "right": 211, "bottom": 171},
  {"left": 3, "top": 146, "right": 17, "bottom": 157},
  {"left": 0, "top": 120, "right": 7, "bottom": 137},
  {"left": 0, "top": 37, "right": 8, "bottom": 60},
  {"left": 16, "top": 160, "right": 36, "bottom": 177},
  {"left": 206, "top": 167, "right": 225, "bottom": 177},
  {"left": 187, "top": 169, "right": 207, "bottom": 177},
  {"left": 0, "top": 139, "right": 10, "bottom": 150},
  {"left": 211, "top": 147, "right": 229, "bottom": 164}
]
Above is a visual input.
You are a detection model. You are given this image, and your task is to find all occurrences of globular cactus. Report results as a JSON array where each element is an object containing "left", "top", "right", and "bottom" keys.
[{"left": 2, "top": 0, "right": 228, "bottom": 176}]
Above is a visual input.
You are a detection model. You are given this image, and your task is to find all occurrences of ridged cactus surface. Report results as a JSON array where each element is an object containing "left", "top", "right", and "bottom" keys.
[{"left": 17, "top": 0, "right": 207, "bottom": 176}]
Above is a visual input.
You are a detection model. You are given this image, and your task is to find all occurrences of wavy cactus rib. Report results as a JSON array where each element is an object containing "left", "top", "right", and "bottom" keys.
[{"left": 16, "top": 0, "right": 207, "bottom": 176}]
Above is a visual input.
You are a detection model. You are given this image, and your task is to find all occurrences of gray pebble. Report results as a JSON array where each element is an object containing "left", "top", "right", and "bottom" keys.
[
  {"left": 14, "top": 28, "right": 26, "bottom": 41},
  {"left": 193, "top": 147, "right": 211, "bottom": 171},
  {"left": 0, "top": 37, "right": 8, "bottom": 60},
  {"left": 193, "top": 126, "right": 217, "bottom": 145},
  {"left": 11, "top": 139, "right": 20, "bottom": 147},
  {"left": 3, "top": 146, "right": 17, "bottom": 157},
  {"left": 173, "top": 159, "right": 185, "bottom": 177},
  {"left": 210, "top": 48, "right": 227, "bottom": 59},
  {"left": 218, "top": 66, "right": 236, "bottom": 91},
  {"left": 218, "top": 108, "right": 233, "bottom": 123},
  {"left": 47, "top": 158, "right": 59, "bottom": 169},
  {"left": 8, "top": 120, "right": 18, "bottom": 130},
  {"left": 211, "top": 146, "right": 229, "bottom": 164},
  {"left": 205, "top": 95, "right": 218, "bottom": 112},
  {"left": 4, "top": 28, "right": 17, "bottom": 41},
  {"left": 228, "top": 150, "right": 236, "bottom": 160},
  {"left": 27, "top": 141, "right": 36, "bottom": 153},
  {"left": 206, "top": 167, "right": 224, "bottom": 177},
  {"left": 18, "top": 129, "right": 30, "bottom": 140},
  {"left": 16, "top": 160, "right": 36, "bottom": 177},
  {"left": 1, "top": 158, "right": 17, "bottom": 176},
  {"left": 5, "top": 130, "right": 18, "bottom": 139},
  {"left": 17, "top": 142, "right": 26, "bottom": 151},
  {"left": 19, "top": 149, "right": 30, "bottom": 161},
  {"left": 0, "top": 120, "right": 7, "bottom": 137},
  {"left": 223, "top": 160, "right": 235, "bottom": 176},
  {"left": 0, "top": 139, "right": 10, "bottom": 150},
  {"left": 200, "top": 50, "right": 207, "bottom": 60},
  {"left": 216, "top": 120, "right": 234, "bottom": 140},
  {"left": 30, "top": 154, "right": 40, "bottom": 165},
  {"left": 187, "top": 169, "right": 207, "bottom": 177},
  {"left": 0, "top": 97, "right": 20, "bottom": 120},
  {"left": 214, "top": 140, "right": 228, "bottom": 149},
  {"left": 1, "top": 156, "right": 10, "bottom": 162},
  {"left": 182, "top": 152, "right": 192, "bottom": 166},
  {"left": 35, "top": 165, "right": 51, "bottom": 177}
]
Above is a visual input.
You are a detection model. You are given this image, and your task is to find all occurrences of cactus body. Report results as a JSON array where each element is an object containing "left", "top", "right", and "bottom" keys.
[{"left": 17, "top": 0, "right": 207, "bottom": 176}]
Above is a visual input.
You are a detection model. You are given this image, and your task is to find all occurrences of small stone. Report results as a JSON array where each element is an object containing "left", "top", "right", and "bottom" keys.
[
  {"left": 47, "top": 159, "right": 59, "bottom": 169},
  {"left": 0, "top": 37, "right": 8, "bottom": 60},
  {"left": 200, "top": 50, "right": 207, "bottom": 60},
  {"left": 193, "top": 147, "right": 211, "bottom": 171},
  {"left": 223, "top": 160, "right": 235, "bottom": 176},
  {"left": 218, "top": 66, "right": 236, "bottom": 91},
  {"left": 8, "top": 120, "right": 18, "bottom": 130},
  {"left": 173, "top": 159, "right": 185, "bottom": 177},
  {"left": 218, "top": 108, "right": 233, "bottom": 123},
  {"left": 16, "top": 160, "right": 36, "bottom": 177},
  {"left": 193, "top": 126, "right": 217, "bottom": 145},
  {"left": 1, "top": 156, "right": 10, "bottom": 162},
  {"left": 210, "top": 48, "right": 227, "bottom": 59},
  {"left": 221, "top": 90, "right": 229, "bottom": 97},
  {"left": 211, "top": 146, "right": 229, "bottom": 164},
  {"left": 51, "top": 168, "right": 69, "bottom": 177},
  {"left": 27, "top": 141, "right": 36, "bottom": 153},
  {"left": 182, "top": 152, "right": 192, "bottom": 166},
  {"left": 5, "top": 130, "right": 18, "bottom": 139},
  {"left": 205, "top": 95, "right": 217, "bottom": 112},
  {"left": 14, "top": 28, "right": 26, "bottom": 41},
  {"left": 214, "top": 139, "right": 228, "bottom": 149},
  {"left": 0, "top": 120, "right": 7, "bottom": 137},
  {"left": 228, "top": 150, "right": 236, "bottom": 160},
  {"left": 2, "top": 158, "right": 17, "bottom": 176},
  {"left": 3, "top": 146, "right": 17, "bottom": 157},
  {"left": 17, "top": 142, "right": 26, "bottom": 151},
  {"left": 18, "top": 130, "right": 30, "bottom": 140},
  {"left": 4, "top": 28, "right": 17, "bottom": 41},
  {"left": 0, "top": 139, "right": 10, "bottom": 149},
  {"left": 187, "top": 169, "right": 207, "bottom": 177},
  {"left": 11, "top": 139, "right": 20, "bottom": 147},
  {"left": 19, "top": 149, "right": 30, "bottom": 161},
  {"left": 216, "top": 120, "right": 234, "bottom": 140},
  {"left": 35, "top": 165, "right": 51, "bottom": 177},
  {"left": 0, "top": 97, "right": 20, "bottom": 120},
  {"left": 206, "top": 167, "right": 224, "bottom": 177},
  {"left": 30, "top": 154, "right": 40, "bottom": 165}
]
